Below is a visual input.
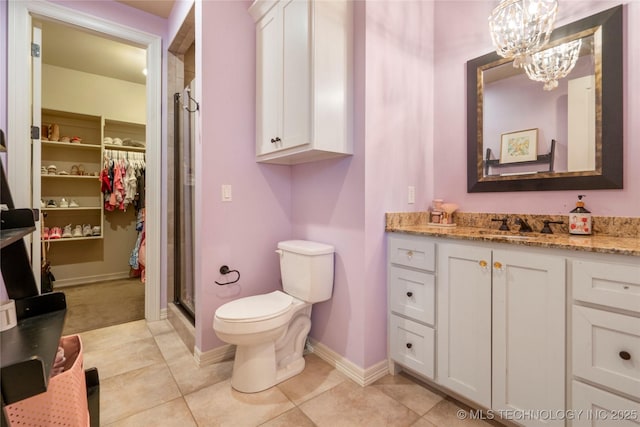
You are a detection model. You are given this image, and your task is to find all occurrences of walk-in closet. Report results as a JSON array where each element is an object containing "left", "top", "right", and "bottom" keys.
[{"left": 36, "top": 20, "right": 148, "bottom": 332}]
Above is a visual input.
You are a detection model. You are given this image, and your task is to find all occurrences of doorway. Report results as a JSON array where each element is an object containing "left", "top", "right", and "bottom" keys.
[{"left": 8, "top": 1, "right": 162, "bottom": 321}]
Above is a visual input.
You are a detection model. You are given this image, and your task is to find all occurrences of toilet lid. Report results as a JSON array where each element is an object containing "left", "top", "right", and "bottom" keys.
[{"left": 216, "top": 291, "right": 293, "bottom": 322}]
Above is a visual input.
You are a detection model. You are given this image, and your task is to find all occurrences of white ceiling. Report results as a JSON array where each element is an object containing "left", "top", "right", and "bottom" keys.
[{"left": 39, "top": 1, "right": 176, "bottom": 85}]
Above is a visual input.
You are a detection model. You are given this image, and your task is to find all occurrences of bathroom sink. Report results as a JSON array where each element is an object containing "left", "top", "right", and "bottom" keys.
[{"left": 476, "top": 230, "right": 536, "bottom": 240}]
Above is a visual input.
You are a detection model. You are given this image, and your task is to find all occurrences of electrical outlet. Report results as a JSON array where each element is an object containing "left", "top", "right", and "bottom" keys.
[
  {"left": 221, "top": 185, "right": 232, "bottom": 202},
  {"left": 408, "top": 186, "right": 415, "bottom": 204}
]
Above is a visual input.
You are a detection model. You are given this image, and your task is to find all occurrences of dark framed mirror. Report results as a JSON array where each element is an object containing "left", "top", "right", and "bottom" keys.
[{"left": 467, "top": 5, "right": 622, "bottom": 192}]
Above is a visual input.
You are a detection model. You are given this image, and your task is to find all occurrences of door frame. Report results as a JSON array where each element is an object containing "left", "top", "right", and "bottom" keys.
[{"left": 8, "top": 0, "right": 163, "bottom": 321}]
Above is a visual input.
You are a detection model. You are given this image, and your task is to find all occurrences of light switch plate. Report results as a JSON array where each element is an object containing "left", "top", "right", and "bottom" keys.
[
  {"left": 221, "top": 185, "right": 232, "bottom": 202},
  {"left": 408, "top": 186, "right": 415, "bottom": 204}
]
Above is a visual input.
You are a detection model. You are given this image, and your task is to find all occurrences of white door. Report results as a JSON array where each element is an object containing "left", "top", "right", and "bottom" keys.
[
  {"left": 492, "top": 250, "right": 565, "bottom": 427},
  {"left": 437, "top": 243, "right": 492, "bottom": 408},
  {"left": 31, "top": 25, "right": 43, "bottom": 289}
]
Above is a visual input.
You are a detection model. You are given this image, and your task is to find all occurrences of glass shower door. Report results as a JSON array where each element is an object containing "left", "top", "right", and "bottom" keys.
[{"left": 173, "top": 81, "right": 196, "bottom": 321}]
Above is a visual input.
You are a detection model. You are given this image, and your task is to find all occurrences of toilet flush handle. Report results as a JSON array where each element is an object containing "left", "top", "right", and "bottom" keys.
[{"left": 275, "top": 249, "right": 284, "bottom": 256}]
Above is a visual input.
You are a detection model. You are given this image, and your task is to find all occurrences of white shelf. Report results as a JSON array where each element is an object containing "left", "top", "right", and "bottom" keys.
[
  {"left": 41, "top": 207, "right": 101, "bottom": 211},
  {"left": 41, "top": 175, "right": 99, "bottom": 180},
  {"left": 42, "top": 141, "right": 101, "bottom": 151},
  {"left": 103, "top": 144, "right": 145, "bottom": 152},
  {"left": 42, "top": 236, "right": 103, "bottom": 242}
]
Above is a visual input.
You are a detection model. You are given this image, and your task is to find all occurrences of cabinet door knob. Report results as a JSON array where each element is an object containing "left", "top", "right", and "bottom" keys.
[
  {"left": 406, "top": 250, "right": 413, "bottom": 259},
  {"left": 406, "top": 343, "right": 412, "bottom": 349},
  {"left": 406, "top": 291, "right": 413, "bottom": 298},
  {"left": 619, "top": 350, "right": 631, "bottom": 361},
  {"left": 274, "top": 137, "right": 281, "bottom": 143},
  {"left": 270, "top": 138, "right": 276, "bottom": 143},
  {"left": 494, "top": 261, "right": 503, "bottom": 270},
  {"left": 479, "top": 260, "right": 487, "bottom": 268}
]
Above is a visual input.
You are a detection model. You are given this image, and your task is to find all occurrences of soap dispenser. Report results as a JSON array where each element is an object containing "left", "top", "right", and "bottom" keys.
[{"left": 569, "top": 195, "right": 592, "bottom": 235}]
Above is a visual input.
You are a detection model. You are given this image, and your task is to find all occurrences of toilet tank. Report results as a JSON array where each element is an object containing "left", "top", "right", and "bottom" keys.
[{"left": 277, "top": 240, "right": 335, "bottom": 303}]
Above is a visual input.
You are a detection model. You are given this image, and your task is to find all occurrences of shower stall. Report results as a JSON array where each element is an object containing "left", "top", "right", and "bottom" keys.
[{"left": 173, "top": 80, "right": 197, "bottom": 321}]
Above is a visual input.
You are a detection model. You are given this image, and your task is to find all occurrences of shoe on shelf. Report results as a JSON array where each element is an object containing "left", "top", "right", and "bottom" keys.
[
  {"left": 59, "top": 198, "right": 69, "bottom": 208},
  {"left": 40, "top": 199, "right": 45, "bottom": 208},
  {"left": 49, "top": 123, "right": 60, "bottom": 142},
  {"left": 78, "top": 164, "right": 86, "bottom": 176},
  {"left": 69, "top": 199, "right": 80, "bottom": 208},
  {"left": 49, "top": 227, "right": 62, "bottom": 239},
  {"left": 70, "top": 165, "right": 79, "bottom": 175},
  {"left": 58, "top": 170, "right": 69, "bottom": 176},
  {"left": 113, "top": 137, "right": 123, "bottom": 146},
  {"left": 70, "top": 136, "right": 82, "bottom": 144},
  {"left": 41, "top": 166, "right": 47, "bottom": 175},
  {"left": 42, "top": 227, "right": 49, "bottom": 239},
  {"left": 47, "top": 165, "right": 57, "bottom": 175},
  {"left": 62, "top": 224, "right": 73, "bottom": 238},
  {"left": 103, "top": 137, "right": 113, "bottom": 145},
  {"left": 72, "top": 225, "right": 83, "bottom": 238},
  {"left": 82, "top": 224, "right": 92, "bottom": 237},
  {"left": 91, "top": 225, "right": 101, "bottom": 236},
  {"left": 47, "top": 199, "right": 57, "bottom": 208},
  {"left": 60, "top": 136, "right": 70, "bottom": 143}
]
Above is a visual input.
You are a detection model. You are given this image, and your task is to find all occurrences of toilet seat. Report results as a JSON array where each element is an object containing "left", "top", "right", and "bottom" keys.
[{"left": 216, "top": 291, "right": 293, "bottom": 323}]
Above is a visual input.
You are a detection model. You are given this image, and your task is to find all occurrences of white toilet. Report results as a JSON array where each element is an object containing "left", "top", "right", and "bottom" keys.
[{"left": 213, "top": 240, "right": 334, "bottom": 393}]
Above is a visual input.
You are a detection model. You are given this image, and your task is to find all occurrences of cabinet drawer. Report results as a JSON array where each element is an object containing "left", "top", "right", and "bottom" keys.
[
  {"left": 572, "top": 259, "right": 640, "bottom": 313},
  {"left": 389, "top": 266, "right": 435, "bottom": 326},
  {"left": 389, "top": 314, "right": 434, "bottom": 379},
  {"left": 573, "top": 306, "right": 640, "bottom": 398},
  {"left": 572, "top": 381, "right": 640, "bottom": 426},
  {"left": 388, "top": 235, "right": 435, "bottom": 271}
]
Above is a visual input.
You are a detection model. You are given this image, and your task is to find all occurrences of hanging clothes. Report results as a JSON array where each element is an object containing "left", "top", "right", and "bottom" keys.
[{"left": 101, "top": 149, "right": 146, "bottom": 213}]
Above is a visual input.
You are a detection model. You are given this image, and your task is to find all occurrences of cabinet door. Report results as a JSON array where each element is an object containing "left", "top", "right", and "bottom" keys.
[
  {"left": 280, "top": 0, "right": 311, "bottom": 150},
  {"left": 437, "top": 243, "right": 492, "bottom": 408},
  {"left": 492, "top": 250, "right": 565, "bottom": 427},
  {"left": 256, "top": 4, "right": 282, "bottom": 156}
]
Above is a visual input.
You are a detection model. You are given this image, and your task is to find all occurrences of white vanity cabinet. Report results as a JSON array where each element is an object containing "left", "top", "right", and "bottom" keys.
[
  {"left": 387, "top": 234, "right": 436, "bottom": 379},
  {"left": 437, "top": 242, "right": 565, "bottom": 424},
  {"left": 570, "top": 258, "right": 640, "bottom": 426},
  {"left": 249, "top": 0, "right": 353, "bottom": 164}
]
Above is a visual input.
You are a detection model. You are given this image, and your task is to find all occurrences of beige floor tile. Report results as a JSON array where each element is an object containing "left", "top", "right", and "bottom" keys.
[
  {"left": 299, "top": 380, "right": 420, "bottom": 427},
  {"left": 154, "top": 329, "right": 193, "bottom": 362},
  {"left": 79, "top": 320, "right": 151, "bottom": 352},
  {"left": 411, "top": 417, "right": 438, "bottom": 427},
  {"left": 104, "top": 397, "right": 197, "bottom": 427},
  {"left": 260, "top": 407, "right": 316, "bottom": 427},
  {"left": 83, "top": 337, "right": 164, "bottom": 380},
  {"left": 276, "top": 353, "right": 347, "bottom": 404},
  {"left": 146, "top": 319, "right": 175, "bottom": 336},
  {"left": 101, "top": 363, "right": 182, "bottom": 425},
  {"left": 424, "top": 399, "right": 493, "bottom": 427},
  {"left": 184, "top": 378, "right": 295, "bottom": 427},
  {"left": 167, "top": 353, "right": 234, "bottom": 395},
  {"left": 372, "top": 373, "right": 445, "bottom": 416}
]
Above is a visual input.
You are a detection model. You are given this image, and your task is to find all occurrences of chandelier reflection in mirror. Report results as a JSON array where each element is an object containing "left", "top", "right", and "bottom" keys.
[
  {"left": 524, "top": 39, "right": 583, "bottom": 90},
  {"left": 488, "top": 0, "right": 558, "bottom": 68}
]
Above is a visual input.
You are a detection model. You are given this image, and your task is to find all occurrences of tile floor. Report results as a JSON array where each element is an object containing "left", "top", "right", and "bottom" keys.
[{"left": 81, "top": 319, "right": 494, "bottom": 427}]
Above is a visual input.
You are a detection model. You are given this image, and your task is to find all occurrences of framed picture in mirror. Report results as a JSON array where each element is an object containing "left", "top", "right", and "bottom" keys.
[{"left": 499, "top": 128, "right": 538, "bottom": 164}]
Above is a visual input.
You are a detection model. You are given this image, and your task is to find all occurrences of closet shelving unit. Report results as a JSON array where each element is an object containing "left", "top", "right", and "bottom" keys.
[
  {"left": 0, "top": 131, "right": 100, "bottom": 426},
  {"left": 41, "top": 109, "right": 104, "bottom": 242}
]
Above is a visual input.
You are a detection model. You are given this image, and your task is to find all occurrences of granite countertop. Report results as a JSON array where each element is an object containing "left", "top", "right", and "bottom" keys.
[{"left": 386, "top": 212, "right": 640, "bottom": 257}]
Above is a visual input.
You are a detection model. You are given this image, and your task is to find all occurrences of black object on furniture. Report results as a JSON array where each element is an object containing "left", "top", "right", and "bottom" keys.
[{"left": 0, "top": 130, "right": 99, "bottom": 426}]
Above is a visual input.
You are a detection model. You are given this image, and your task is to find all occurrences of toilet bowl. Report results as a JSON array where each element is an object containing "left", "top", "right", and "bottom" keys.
[{"left": 213, "top": 240, "right": 334, "bottom": 393}]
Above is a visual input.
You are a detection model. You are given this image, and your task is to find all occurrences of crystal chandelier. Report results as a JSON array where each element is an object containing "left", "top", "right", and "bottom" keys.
[
  {"left": 489, "top": 0, "right": 559, "bottom": 68},
  {"left": 524, "top": 39, "right": 583, "bottom": 90}
]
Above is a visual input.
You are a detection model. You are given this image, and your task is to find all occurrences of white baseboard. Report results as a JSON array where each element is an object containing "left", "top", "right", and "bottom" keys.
[
  {"left": 159, "top": 307, "right": 167, "bottom": 320},
  {"left": 53, "top": 271, "right": 132, "bottom": 288},
  {"left": 195, "top": 344, "right": 235, "bottom": 367},
  {"left": 308, "top": 338, "right": 389, "bottom": 386}
]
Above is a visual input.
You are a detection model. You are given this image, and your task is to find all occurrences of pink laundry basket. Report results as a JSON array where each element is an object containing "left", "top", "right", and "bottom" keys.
[{"left": 5, "top": 335, "right": 90, "bottom": 427}]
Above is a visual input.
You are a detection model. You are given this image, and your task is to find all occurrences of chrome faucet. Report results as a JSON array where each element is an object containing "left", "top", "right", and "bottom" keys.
[{"left": 515, "top": 217, "right": 533, "bottom": 232}]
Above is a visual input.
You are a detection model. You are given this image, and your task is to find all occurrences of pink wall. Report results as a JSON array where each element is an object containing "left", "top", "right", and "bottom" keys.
[
  {"left": 291, "top": 1, "right": 435, "bottom": 368},
  {"left": 195, "top": 0, "right": 292, "bottom": 351},
  {"left": 434, "top": 1, "right": 639, "bottom": 216}
]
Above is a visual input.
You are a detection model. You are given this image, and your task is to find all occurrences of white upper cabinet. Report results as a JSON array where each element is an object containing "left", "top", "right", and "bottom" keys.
[{"left": 250, "top": 0, "right": 353, "bottom": 164}]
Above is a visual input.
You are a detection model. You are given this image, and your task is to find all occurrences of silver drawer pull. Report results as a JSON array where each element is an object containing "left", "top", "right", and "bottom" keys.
[{"left": 619, "top": 350, "right": 631, "bottom": 361}]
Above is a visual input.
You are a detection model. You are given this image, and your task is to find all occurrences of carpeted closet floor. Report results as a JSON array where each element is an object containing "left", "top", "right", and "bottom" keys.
[{"left": 61, "top": 278, "right": 145, "bottom": 335}]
